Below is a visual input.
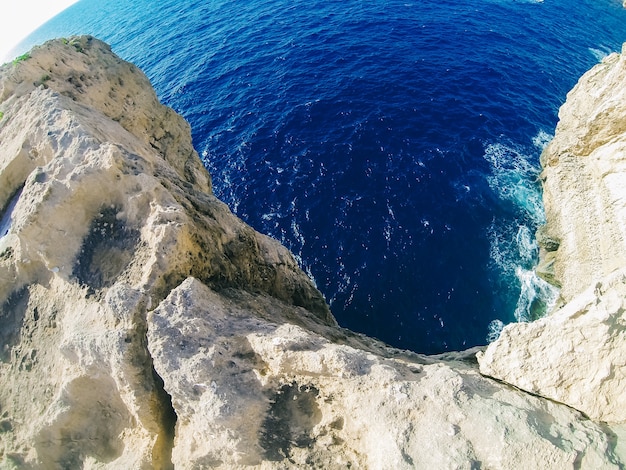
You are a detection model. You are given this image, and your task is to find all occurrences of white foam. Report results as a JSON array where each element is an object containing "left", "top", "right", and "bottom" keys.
[
  {"left": 514, "top": 267, "right": 559, "bottom": 322},
  {"left": 589, "top": 46, "right": 614, "bottom": 62},
  {"left": 532, "top": 129, "right": 553, "bottom": 151},
  {"left": 291, "top": 218, "right": 305, "bottom": 249},
  {"left": 483, "top": 142, "right": 545, "bottom": 225},
  {"left": 486, "top": 319, "right": 504, "bottom": 343},
  {"left": 383, "top": 222, "right": 392, "bottom": 243},
  {"left": 515, "top": 225, "right": 538, "bottom": 267},
  {"left": 484, "top": 140, "right": 560, "bottom": 331}
]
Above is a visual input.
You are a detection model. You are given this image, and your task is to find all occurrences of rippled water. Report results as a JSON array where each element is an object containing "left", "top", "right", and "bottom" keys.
[{"left": 14, "top": 0, "right": 626, "bottom": 353}]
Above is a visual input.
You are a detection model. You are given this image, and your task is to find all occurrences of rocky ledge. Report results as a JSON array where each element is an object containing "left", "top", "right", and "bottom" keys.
[
  {"left": 0, "top": 36, "right": 625, "bottom": 469},
  {"left": 478, "top": 44, "right": 626, "bottom": 425}
]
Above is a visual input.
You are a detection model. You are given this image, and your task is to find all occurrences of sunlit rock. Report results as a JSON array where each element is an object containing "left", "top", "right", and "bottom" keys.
[{"left": 479, "top": 43, "right": 626, "bottom": 425}]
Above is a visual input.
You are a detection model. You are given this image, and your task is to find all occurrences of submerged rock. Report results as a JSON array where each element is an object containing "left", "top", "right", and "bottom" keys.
[{"left": 0, "top": 36, "right": 624, "bottom": 468}]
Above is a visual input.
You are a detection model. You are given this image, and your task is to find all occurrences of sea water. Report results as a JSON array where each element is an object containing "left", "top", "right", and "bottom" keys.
[{"left": 12, "top": 0, "right": 626, "bottom": 353}]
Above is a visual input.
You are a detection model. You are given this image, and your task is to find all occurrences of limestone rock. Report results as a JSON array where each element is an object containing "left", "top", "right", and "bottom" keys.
[
  {"left": 478, "top": 43, "right": 626, "bottom": 425},
  {"left": 1, "top": 36, "right": 625, "bottom": 468},
  {"left": 0, "top": 36, "right": 330, "bottom": 468},
  {"left": 148, "top": 278, "right": 623, "bottom": 469},
  {"left": 539, "top": 43, "right": 626, "bottom": 301},
  {"left": 479, "top": 269, "right": 626, "bottom": 423}
]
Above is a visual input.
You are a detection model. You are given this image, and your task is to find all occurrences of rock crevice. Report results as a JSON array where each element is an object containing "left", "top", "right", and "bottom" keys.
[{"left": 149, "top": 365, "right": 177, "bottom": 470}]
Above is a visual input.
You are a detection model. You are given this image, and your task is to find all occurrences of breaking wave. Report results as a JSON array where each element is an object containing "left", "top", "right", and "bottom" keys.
[{"left": 483, "top": 136, "right": 559, "bottom": 341}]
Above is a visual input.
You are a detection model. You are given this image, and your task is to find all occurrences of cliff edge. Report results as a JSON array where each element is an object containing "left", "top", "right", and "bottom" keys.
[
  {"left": 479, "top": 44, "right": 626, "bottom": 424},
  {"left": 0, "top": 37, "right": 624, "bottom": 469}
]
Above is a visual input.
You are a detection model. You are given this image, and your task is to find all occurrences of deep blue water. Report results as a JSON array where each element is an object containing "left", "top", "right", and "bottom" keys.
[{"left": 12, "top": 0, "right": 626, "bottom": 354}]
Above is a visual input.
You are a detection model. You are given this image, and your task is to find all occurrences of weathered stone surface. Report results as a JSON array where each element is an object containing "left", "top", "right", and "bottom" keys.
[
  {"left": 539, "top": 44, "right": 626, "bottom": 301},
  {"left": 479, "top": 43, "right": 626, "bottom": 425},
  {"left": 0, "top": 36, "right": 330, "bottom": 468},
  {"left": 148, "top": 278, "right": 623, "bottom": 469},
  {"left": 1, "top": 36, "right": 625, "bottom": 468},
  {"left": 479, "top": 269, "right": 626, "bottom": 423}
]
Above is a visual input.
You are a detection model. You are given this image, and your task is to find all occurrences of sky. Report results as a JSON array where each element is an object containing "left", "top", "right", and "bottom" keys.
[{"left": 1, "top": 0, "right": 79, "bottom": 62}]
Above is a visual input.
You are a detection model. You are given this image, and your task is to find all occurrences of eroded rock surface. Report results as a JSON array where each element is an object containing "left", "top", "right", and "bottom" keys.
[
  {"left": 148, "top": 278, "right": 622, "bottom": 470},
  {"left": 536, "top": 43, "right": 626, "bottom": 300},
  {"left": 0, "top": 36, "right": 330, "bottom": 469},
  {"left": 479, "top": 44, "right": 626, "bottom": 424},
  {"left": 0, "top": 36, "right": 625, "bottom": 468}
]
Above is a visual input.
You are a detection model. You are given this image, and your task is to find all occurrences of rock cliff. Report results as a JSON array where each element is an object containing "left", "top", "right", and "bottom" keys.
[
  {"left": 0, "top": 36, "right": 625, "bottom": 469},
  {"left": 478, "top": 44, "right": 626, "bottom": 426}
]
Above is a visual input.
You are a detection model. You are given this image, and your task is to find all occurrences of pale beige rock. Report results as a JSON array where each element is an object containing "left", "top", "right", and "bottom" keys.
[
  {"left": 148, "top": 278, "right": 622, "bottom": 469},
  {"left": 479, "top": 269, "right": 626, "bottom": 422},
  {"left": 539, "top": 44, "right": 626, "bottom": 301},
  {"left": 0, "top": 36, "right": 330, "bottom": 468},
  {"left": 479, "top": 43, "right": 626, "bottom": 424}
]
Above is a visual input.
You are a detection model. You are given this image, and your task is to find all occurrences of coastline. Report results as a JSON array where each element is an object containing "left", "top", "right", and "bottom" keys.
[{"left": 1, "top": 36, "right": 625, "bottom": 468}]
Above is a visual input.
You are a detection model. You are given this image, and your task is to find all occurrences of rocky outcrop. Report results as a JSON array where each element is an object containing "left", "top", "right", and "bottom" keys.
[
  {"left": 536, "top": 43, "right": 626, "bottom": 301},
  {"left": 145, "top": 276, "right": 626, "bottom": 469},
  {"left": 478, "top": 44, "right": 626, "bottom": 424},
  {"left": 0, "top": 36, "right": 330, "bottom": 469},
  {"left": 1, "top": 36, "right": 625, "bottom": 468}
]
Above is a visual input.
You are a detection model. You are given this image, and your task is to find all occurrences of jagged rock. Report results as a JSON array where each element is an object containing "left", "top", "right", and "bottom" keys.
[
  {"left": 538, "top": 43, "right": 626, "bottom": 301},
  {"left": 479, "top": 44, "right": 626, "bottom": 424},
  {"left": 147, "top": 278, "right": 622, "bottom": 469},
  {"left": 535, "top": 224, "right": 560, "bottom": 252},
  {"left": 1, "top": 36, "right": 625, "bottom": 468},
  {"left": 480, "top": 269, "right": 626, "bottom": 423},
  {"left": 0, "top": 36, "right": 330, "bottom": 469}
]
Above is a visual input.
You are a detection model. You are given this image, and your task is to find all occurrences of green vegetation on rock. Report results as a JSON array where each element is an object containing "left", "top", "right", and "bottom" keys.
[{"left": 12, "top": 53, "right": 30, "bottom": 65}]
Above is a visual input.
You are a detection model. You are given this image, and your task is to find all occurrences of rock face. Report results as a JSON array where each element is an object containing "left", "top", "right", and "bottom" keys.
[
  {"left": 145, "top": 277, "right": 626, "bottom": 470},
  {"left": 536, "top": 43, "right": 626, "bottom": 301},
  {"left": 0, "top": 36, "right": 330, "bottom": 469},
  {"left": 479, "top": 44, "right": 626, "bottom": 424},
  {"left": 0, "top": 36, "right": 625, "bottom": 468}
]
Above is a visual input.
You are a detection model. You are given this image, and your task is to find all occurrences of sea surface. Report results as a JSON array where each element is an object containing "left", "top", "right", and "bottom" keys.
[{"left": 11, "top": 0, "right": 626, "bottom": 354}]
